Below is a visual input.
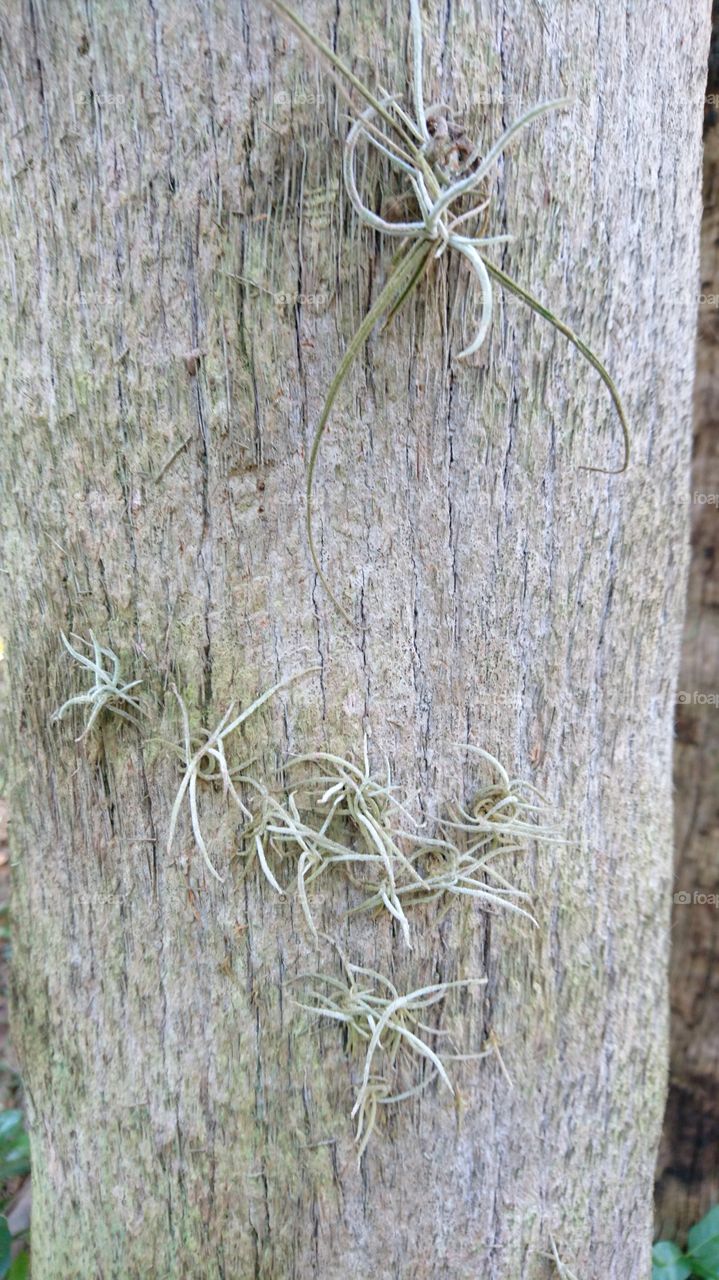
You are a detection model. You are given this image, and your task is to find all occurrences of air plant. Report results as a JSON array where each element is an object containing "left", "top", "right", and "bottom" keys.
[
  {"left": 268, "top": 0, "right": 630, "bottom": 621},
  {"left": 439, "top": 745, "right": 559, "bottom": 852},
  {"left": 546, "top": 1231, "right": 581, "bottom": 1280},
  {"left": 282, "top": 742, "right": 427, "bottom": 945},
  {"left": 166, "top": 670, "right": 315, "bottom": 883},
  {"left": 389, "top": 833, "right": 539, "bottom": 926},
  {"left": 229, "top": 771, "right": 343, "bottom": 899},
  {"left": 228, "top": 775, "right": 294, "bottom": 896},
  {"left": 51, "top": 630, "right": 143, "bottom": 740},
  {"left": 427, "top": 744, "right": 562, "bottom": 916},
  {"left": 199, "top": 741, "right": 419, "bottom": 926},
  {"left": 296, "top": 958, "right": 489, "bottom": 1156},
  {"left": 259, "top": 782, "right": 391, "bottom": 940},
  {"left": 169, "top": 714, "right": 552, "bottom": 936},
  {"left": 254, "top": 740, "right": 551, "bottom": 944},
  {"left": 337, "top": 741, "right": 553, "bottom": 930}
]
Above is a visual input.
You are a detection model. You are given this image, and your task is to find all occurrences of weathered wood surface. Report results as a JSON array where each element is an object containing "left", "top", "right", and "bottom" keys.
[{"left": 0, "top": 1, "right": 709, "bottom": 1275}]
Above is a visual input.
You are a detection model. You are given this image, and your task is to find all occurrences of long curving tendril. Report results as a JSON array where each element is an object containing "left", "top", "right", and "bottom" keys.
[{"left": 268, "top": 0, "right": 630, "bottom": 621}]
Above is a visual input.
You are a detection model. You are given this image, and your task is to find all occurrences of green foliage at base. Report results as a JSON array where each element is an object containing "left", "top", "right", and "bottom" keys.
[
  {"left": 653, "top": 1208, "right": 719, "bottom": 1280},
  {"left": 0, "top": 1109, "right": 30, "bottom": 1278}
]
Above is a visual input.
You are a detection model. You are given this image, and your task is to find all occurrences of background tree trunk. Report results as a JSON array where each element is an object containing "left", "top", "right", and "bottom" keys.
[
  {"left": 656, "top": 6, "right": 719, "bottom": 1238},
  {"left": 0, "top": 1, "right": 709, "bottom": 1276}
]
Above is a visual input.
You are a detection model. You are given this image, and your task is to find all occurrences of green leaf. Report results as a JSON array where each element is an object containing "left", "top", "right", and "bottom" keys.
[
  {"left": 7, "top": 1250, "right": 29, "bottom": 1280},
  {"left": 651, "top": 1241, "right": 692, "bottom": 1280},
  {"left": 0, "top": 1112, "right": 30, "bottom": 1184},
  {"left": 0, "top": 1142, "right": 30, "bottom": 1185},
  {"left": 688, "top": 1207, "right": 719, "bottom": 1276},
  {"left": 0, "top": 1216, "right": 11, "bottom": 1279},
  {"left": 0, "top": 1117, "right": 22, "bottom": 1147}
]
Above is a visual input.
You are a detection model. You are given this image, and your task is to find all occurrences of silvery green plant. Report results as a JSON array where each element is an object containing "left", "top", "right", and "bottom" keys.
[
  {"left": 297, "top": 958, "right": 488, "bottom": 1156},
  {"left": 166, "top": 670, "right": 316, "bottom": 883},
  {"left": 51, "top": 631, "right": 143, "bottom": 741},
  {"left": 269, "top": 0, "right": 630, "bottom": 622}
]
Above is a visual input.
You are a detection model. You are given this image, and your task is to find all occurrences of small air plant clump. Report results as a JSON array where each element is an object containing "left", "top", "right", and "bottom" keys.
[
  {"left": 269, "top": 0, "right": 630, "bottom": 622},
  {"left": 268, "top": 742, "right": 554, "bottom": 945},
  {"left": 195, "top": 739, "right": 554, "bottom": 946},
  {"left": 297, "top": 958, "right": 489, "bottom": 1157},
  {"left": 166, "top": 670, "right": 316, "bottom": 883},
  {"left": 280, "top": 742, "right": 426, "bottom": 946},
  {"left": 51, "top": 631, "right": 143, "bottom": 741},
  {"left": 546, "top": 1231, "right": 581, "bottom": 1280},
  {"left": 189, "top": 738, "right": 426, "bottom": 938},
  {"left": 418, "top": 744, "right": 563, "bottom": 922},
  {"left": 163, "top": 702, "right": 555, "bottom": 1001}
]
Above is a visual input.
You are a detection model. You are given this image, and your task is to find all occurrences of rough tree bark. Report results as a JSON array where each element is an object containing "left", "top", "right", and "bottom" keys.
[
  {"left": 656, "top": 11, "right": 719, "bottom": 1239},
  {"left": 0, "top": 1, "right": 709, "bottom": 1277}
]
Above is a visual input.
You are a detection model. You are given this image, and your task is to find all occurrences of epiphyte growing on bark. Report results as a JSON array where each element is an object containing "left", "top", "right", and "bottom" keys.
[
  {"left": 50, "top": 638, "right": 542, "bottom": 1150},
  {"left": 231, "top": 740, "right": 551, "bottom": 944},
  {"left": 546, "top": 1230, "right": 581, "bottom": 1280},
  {"left": 53, "top": 637, "right": 553, "bottom": 945},
  {"left": 283, "top": 742, "right": 428, "bottom": 946},
  {"left": 421, "top": 743, "right": 563, "bottom": 918},
  {"left": 268, "top": 0, "right": 630, "bottom": 622},
  {"left": 296, "top": 956, "right": 488, "bottom": 1156},
  {"left": 354, "top": 743, "right": 558, "bottom": 927},
  {"left": 166, "top": 669, "right": 317, "bottom": 883},
  {"left": 51, "top": 631, "right": 143, "bottom": 741}
]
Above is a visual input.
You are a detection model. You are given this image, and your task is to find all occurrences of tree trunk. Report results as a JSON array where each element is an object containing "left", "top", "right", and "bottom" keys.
[
  {"left": 656, "top": 12, "right": 719, "bottom": 1238},
  {"left": 0, "top": 1, "right": 709, "bottom": 1276}
]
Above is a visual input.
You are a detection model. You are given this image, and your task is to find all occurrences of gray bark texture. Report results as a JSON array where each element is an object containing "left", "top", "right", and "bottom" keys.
[
  {"left": 656, "top": 40, "right": 719, "bottom": 1238},
  {"left": 0, "top": 0, "right": 710, "bottom": 1276}
]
